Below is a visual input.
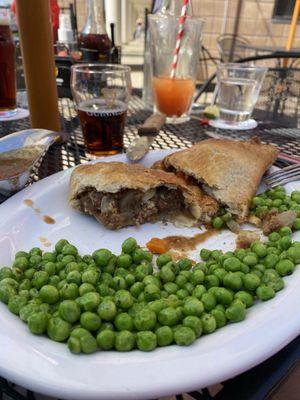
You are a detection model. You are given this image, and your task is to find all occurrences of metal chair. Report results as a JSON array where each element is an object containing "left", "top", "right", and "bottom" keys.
[{"left": 217, "top": 34, "right": 250, "bottom": 62}]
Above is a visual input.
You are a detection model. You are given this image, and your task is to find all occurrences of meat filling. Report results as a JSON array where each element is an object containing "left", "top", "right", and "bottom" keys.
[{"left": 77, "top": 187, "right": 185, "bottom": 230}]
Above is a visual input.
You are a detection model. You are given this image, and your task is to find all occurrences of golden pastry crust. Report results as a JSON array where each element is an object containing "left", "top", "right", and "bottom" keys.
[
  {"left": 69, "top": 161, "right": 213, "bottom": 222},
  {"left": 161, "top": 139, "right": 278, "bottom": 220}
]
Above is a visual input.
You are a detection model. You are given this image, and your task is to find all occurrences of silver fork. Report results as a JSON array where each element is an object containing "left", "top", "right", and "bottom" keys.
[{"left": 264, "top": 164, "right": 300, "bottom": 188}]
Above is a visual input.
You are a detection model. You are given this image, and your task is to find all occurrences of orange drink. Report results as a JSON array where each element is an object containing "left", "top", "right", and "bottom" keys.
[{"left": 153, "top": 76, "right": 195, "bottom": 117}]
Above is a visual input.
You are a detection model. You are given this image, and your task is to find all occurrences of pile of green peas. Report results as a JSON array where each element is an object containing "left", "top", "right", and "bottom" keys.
[
  {"left": 250, "top": 187, "right": 300, "bottom": 229},
  {"left": 0, "top": 216, "right": 299, "bottom": 354},
  {"left": 211, "top": 188, "right": 300, "bottom": 230}
]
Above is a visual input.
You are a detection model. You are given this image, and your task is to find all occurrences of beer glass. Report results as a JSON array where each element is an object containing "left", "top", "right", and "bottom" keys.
[
  {"left": 0, "top": 10, "right": 17, "bottom": 118},
  {"left": 71, "top": 64, "right": 131, "bottom": 156}
]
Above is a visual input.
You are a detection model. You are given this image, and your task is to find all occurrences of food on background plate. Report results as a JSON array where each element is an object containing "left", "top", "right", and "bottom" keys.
[
  {"left": 157, "top": 138, "right": 278, "bottom": 222},
  {"left": 0, "top": 146, "right": 44, "bottom": 180},
  {"left": 69, "top": 162, "right": 218, "bottom": 230}
]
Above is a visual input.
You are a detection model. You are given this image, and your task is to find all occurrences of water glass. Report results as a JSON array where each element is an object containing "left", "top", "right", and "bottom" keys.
[
  {"left": 149, "top": 14, "right": 204, "bottom": 123},
  {"left": 71, "top": 64, "right": 132, "bottom": 156},
  {"left": 217, "top": 63, "right": 267, "bottom": 127}
]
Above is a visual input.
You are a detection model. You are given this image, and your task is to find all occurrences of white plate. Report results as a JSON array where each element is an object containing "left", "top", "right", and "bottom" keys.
[{"left": 0, "top": 150, "right": 299, "bottom": 400}]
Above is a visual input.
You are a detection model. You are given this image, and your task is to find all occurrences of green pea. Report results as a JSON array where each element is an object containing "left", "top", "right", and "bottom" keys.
[
  {"left": 163, "top": 282, "right": 176, "bottom": 295},
  {"left": 268, "top": 277, "right": 284, "bottom": 292},
  {"left": 279, "top": 236, "right": 292, "bottom": 251},
  {"left": 80, "top": 311, "right": 101, "bottom": 331},
  {"left": 294, "top": 218, "right": 300, "bottom": 230},
  {"left": 287, "top": 246, "right": 300, "bottom": 264},
  {"left": 13, "top": 257, "right": 29, "bottom": 271},
  {"left": 251, "top": 242, "right": 267, "bottom": 258},
  {"left": 223, "top": 257, "right": 241, "bottom": 272},
  {"left": 200, "top": 248, "right": 211, "bottom": 261},
  {"left": 59, "top": 300, "right": 81, "bottom": 323},
  {"left": 8, "top": 295, "right": 27, "bottom": 314},
  {"left": 121, "top": 238, "right": 137, "bottom": 254},
  {"left": 134, "top": 309, "right": 157, "bottom": 330},
  {"left": 134, "top": 264, "right": 152, "bottom": 281},
  {"left": 81, "top": 269, "right": 99, "bottom": 286},
  {"left": 0, "top": 284, "right": 16, "bottom": 304},
  {"left": 0, "top": 277, "right": 19, "bottom": 289},
  {"left": 225, "top": 303, "right": 246, "bottom": 322},
  {"left": 93, "top": 249, "right": 112, "bottom": 267},
  {"left": 136, "top": 331, "right": 157, "bottom": 351},
  {"left": 28, "top": 311, "right": 48, "bottom": 334},
  {"left": 114, "top": 312, "right": 133, "bottom": 331},
  {"left": 215, "top": 287, "right": 233, "bottom": 306},
  {"left": 183, "top": 298, "right": 204, "bottom": 317},
  {"left": 204, "top": 275, "right": 220, "bottom": 289},
  {"left": 155, "top": 326, "right": 173, "bottom": 346},
  {"left": 115, "top": 330, "right": 135, "bottom": 351},
  {"left": 48, "top": 275, "right": 60, "bottom": 287},
  {"left": 97, "top": 299, "right": 117, "bottom": 321},
  {"left": 0, "top": 267, "right": 12, "bottom": 281},
  {"left": 211, "top": 309, "right": 227, "bottom": 328},
  {"left": 190, "top": 269, "right": 204, "bottom": 285},
  {"left": 79, "top": 283, "right": 96, "bottom": 296},
  {"left": 47, "top": 317, "right": 71, "bottom": 342},
  {"left": 39, "top": 285, "right": 59, "bottom": 304},
  {"left": 130, "top": 282, "right": 144, "bottom": 298},
  {"left": 192, "top": 285, "right": 206, "bottom": 299},
  {"left": 29, "top": 288, "right": 39, "bottom": 299},
  {"left": 201, "top": 292, "right": 217, "bottom": 312},
  {"left": 279, "top": 226, "right": 293, "bottom": 237},
  {"left": 160, "top": 266, "right": 175, "bottom": 283},
  {"left": 80, "top": 292, "right": 101, "bottom": 311},
  {"left": 269, "top": 232, "right": 281, "bottom": 242},
  {"left": 60, "top": 283, "right": 79, "bottom": 300},
  {"left": 234, "top": 291, "right": 253, "bottom": 308},
  {"left": 182, "top": 315, "right": 202, "bottom": 337},
  {"left": 69, "top": 328, "right": 97, "bottom": 354},
  {"left": 115, "top": 290, "right": 133, "bottom": 309},
  {"left": 157, "top": 253, "right": 172, "bottom": 268},
  {"left": 176, "top": 288, "right": 189, "bottom": 300},
  {"left": 66, "top": 270, "right": 81, "bottom": 286},
  {"left": 212, "top": 217, "right": 224, "bottom": 229},
  {"left": 173, "top": 326, "right": 196, "bottom": 346},
  {"left": 132, "top": 248, "right": 146, "bottom": 264},
  {"left": 242, "top": 273, "right": 260, "bottom": 291},
  {"left": 55, "top": 239, "right": 69, "bottom": 253},
  {"left": 61, "top": 244, "right": 78, "bottom": 256},
  {"left": 223, "top": 272, "right": 243, "bottom": 291},
  {"left": 201, "top": 313, "right": 217, "bottom": 334},
  {"left": 19, "top": 303, "right": 40, "bottom": 322},
  {"left": 116, "top": 254, "right": 132, "bottom": 269},
  {"left": 32, "top": 271, "right": 49, "bottom": 289},
  {"left": 97, "top": 329, "right": 115, "bottom": 350},
  {"left": 111, "top": 276, "right": 127, "bottom": 291},
  {"left": 275, "top": 259, "right": 294, "bottom": 276},
  {"left": 291, "top": 191, "right": 300, "bottom": 203},
  {"left": 243, "top": 254, "right": 258, "bottom": 267},
  {"left": 177, "top": 258, "right": 192, "bottom": 271},
  {"left": 256, "top": 285, "right": 275, "bottom": 301},
  {"left": 42, "top": 252, "right": 57, "bottom": 263}
]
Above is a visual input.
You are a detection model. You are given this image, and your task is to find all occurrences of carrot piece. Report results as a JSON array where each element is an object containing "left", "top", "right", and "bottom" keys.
[{"left": 146, "top": 238, "right": 169, "bottom": 254}]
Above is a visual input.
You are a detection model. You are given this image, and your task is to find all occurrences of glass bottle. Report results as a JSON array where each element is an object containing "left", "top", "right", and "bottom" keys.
[{"left": 78, "top": 0, "right": 111, "bottom": 62}]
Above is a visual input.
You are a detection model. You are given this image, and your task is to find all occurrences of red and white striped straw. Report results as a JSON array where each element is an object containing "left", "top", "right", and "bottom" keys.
[{"left": 170, "top": 0, "right": 189, "bottom": 80}]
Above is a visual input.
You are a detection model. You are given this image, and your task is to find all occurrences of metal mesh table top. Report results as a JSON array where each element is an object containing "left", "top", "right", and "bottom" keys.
[{"left": 0, "top": 95, "right": 300, "bottom": 400}]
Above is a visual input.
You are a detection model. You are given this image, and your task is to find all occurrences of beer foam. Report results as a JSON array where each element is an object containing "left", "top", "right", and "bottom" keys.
[{"left": 78, "top": 99, "right": 126, "bottom": 117}]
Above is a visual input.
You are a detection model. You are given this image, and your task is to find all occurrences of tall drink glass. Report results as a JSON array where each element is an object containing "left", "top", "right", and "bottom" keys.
[
  {"left": 71, "top": 64, "right": 131, "bottom": 156},
  {"left": 149, "top": 14, "right": 204, "bottom": 123},
  {"left": 0, "top": 10, "right": 16, "bottom": 118},
  {"left": 217, "top": 63, "right": 267, "bottom": 128}
]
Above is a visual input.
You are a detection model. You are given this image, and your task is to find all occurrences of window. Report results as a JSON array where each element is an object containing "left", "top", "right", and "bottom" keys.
[{"left": 273, "top": 0, "right": 297, "bottom": 22}]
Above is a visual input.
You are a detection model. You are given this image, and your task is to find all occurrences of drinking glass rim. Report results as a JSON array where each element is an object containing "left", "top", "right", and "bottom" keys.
[
  {"left": 217, "top": 63, "right": 268, "bottom": 72},
  {"left": 148, "top": 14, "right": 204, "bottom": 24},
  {"left": 71, "top": 64, "right": 131, "bottom": 74}
]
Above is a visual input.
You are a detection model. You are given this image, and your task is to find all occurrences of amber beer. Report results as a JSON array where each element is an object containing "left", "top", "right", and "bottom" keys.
[
  {"left": 77, "top": 99, "right": 127, "bottom": 155},
  {"left": 0, "top": 17, "right": 16, "bottom": 116}
]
